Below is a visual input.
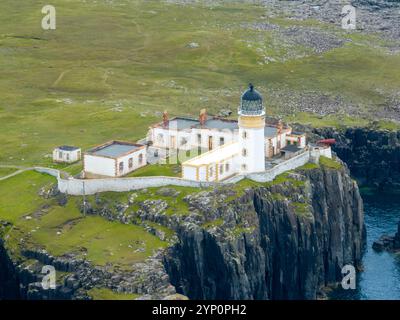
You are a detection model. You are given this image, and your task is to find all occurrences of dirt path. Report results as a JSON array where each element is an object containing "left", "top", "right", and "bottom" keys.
[
  {"left": 0, "top": 165, "right": 34, "bottom": 181},
  {"left": 52, "top": 69, "right": 71, "bottom": 87},
  {"left": 0, "top": 165, "right": 68, "bottom": 181}
]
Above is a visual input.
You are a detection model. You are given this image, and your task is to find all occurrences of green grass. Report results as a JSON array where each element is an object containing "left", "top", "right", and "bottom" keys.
[
  {"left": 270, "top": 192, "right": 286, "bottom": 201},
  {"left": 31, "top": 214, "right": 168, "bottom": 265},
  {"left": 0, "top": 170, "right": 54, "bottom": 223},
  {"left": 265, "top": 171, "right": 305, "bottom": 188},
  {"left": 202, "top": 218, "right": 224, "bottom": 229},
  {"left": 285, "top": 112, "right": 370, "bottom": 129},
  {"left": 129, "top": 186, "right": 202, "bottom": 216},
  {"left": 228, "top": 225, "right": 255, "bottom": 238},
  {"left": 143, "top": 221, "right": 175, "bottom": 241},
  {"left": 0, "top": 0, "right": 399, "bottom": 168},
  {"left": 87, "top": 287, "right": 139, "bottom": 300},
  {"left": 126, "top": 163, "right": 180, "bottom": 177},
  {"left": 0, "top": 167, "right": 17, "bottom": 177},
  {"left": 0, "top": 171, "right": 168, "bottom": 267},
  {"left": 297, "top": 162, "right": 319, "bottom": 170},
  {"left": 291, "top": 202, "right": 312, "bottom": 218},
  {"left": 63, "top": 162, "right": 83, "bottom": 176},
  {"left": 319, "top": 156, "right": 342, "bottom": 170}
]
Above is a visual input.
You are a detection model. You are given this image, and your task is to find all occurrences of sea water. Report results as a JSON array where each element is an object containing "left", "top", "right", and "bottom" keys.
[{"left": 331, "top": 192, "right": 400, "bottom": 300}]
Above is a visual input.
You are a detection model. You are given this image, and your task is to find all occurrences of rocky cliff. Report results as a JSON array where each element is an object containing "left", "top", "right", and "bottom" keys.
[
  {"left": 163, "top": 161, "right": 366, "bottom": 299},
  {"left": 0, "top": 158, "right": 365, "bottom": 300},
  {"left": 309, "top": 127, "right": 400, "bottom": 190}
]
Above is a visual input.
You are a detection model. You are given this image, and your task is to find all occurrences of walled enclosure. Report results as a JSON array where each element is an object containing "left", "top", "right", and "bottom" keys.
[{"left": 32, "top": 148, "right": 328, "bottom": 196}]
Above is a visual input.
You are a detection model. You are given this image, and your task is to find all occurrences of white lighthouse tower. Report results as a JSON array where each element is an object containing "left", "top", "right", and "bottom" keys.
[{"left": 238, "top": 84, "right": 266, "bottom": 174}]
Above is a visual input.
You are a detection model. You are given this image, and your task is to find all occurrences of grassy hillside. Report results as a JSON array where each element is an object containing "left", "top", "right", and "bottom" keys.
[
  {"left": 0, "top": 0, "right": 399, "bottom": 167},
  {"left": 0, "top": 171, "right": 168, "bottom": 267}
]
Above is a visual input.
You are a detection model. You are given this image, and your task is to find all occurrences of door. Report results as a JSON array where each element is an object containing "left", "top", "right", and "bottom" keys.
[{"left": 170, "top": 136, "right": 176, "bottom": 149}]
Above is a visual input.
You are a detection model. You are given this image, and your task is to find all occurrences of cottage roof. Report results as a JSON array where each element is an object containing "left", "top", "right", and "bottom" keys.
[
  {"left": 87, "top": 141, "right": 143, "bottom": 158},
  {"left": 281, "top": 145, "right": 303, "bottom": 153},
  {"left": 57, "top": 145, "right": 80, "bottom": 151}
]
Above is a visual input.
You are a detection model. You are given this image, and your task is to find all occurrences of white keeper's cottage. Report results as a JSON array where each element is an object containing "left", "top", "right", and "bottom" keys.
[
  {"left": 53, "top": 146, "right": 81, "bottom": 164},
  {"left": 84, "top": 141, "right": 146, "bottom": 178}
]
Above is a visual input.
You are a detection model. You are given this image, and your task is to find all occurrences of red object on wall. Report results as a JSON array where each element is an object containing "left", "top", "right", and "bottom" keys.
[{"left": 317, "top": 139, "right": 336, "bottom": 146}]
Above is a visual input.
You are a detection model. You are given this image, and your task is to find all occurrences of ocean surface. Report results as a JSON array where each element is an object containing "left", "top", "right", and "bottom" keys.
[{"left": 331, "top": 192, "right": 400, "bottom": 300}]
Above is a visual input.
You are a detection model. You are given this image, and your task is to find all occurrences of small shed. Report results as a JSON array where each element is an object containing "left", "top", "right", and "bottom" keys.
[
  {"left": 53, "top": 146, "right": 81, "bottom": 163},
  {"left": 84, "top": 141, "right": 146, "bottom": 178},
  {"left": 281, "top": 144, "right": 303, "bottom": 160}
]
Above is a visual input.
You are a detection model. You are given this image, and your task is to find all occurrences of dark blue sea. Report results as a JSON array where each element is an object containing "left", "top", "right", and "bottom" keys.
[{"left": 331, "top": 192, "right": 400, "bottom": 300}]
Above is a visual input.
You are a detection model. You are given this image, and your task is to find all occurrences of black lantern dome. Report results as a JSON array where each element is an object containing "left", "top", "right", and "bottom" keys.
[{"left": 239, "top": 84, "right": 264, "bottom": 116}]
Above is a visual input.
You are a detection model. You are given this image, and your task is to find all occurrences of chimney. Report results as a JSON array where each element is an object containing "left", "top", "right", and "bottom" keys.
[
  {"left": 199, "top": 109, "right": 207, "bottom": 126},
  {"left": 277, "top": 119, "right": 283, "bottom": 134},
  {"left": 163, "top": 110, "right": 169, "bottom": 127}
]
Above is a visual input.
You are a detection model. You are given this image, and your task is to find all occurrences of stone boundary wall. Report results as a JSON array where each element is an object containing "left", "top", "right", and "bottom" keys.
[
  {"left": 247, "top": 151, "right": 311, "bottom": 183},
  {"left": 34, "top": 148, "right": 328, "bottom": 195},
  {"left": 34, "top": 167, "right": 61, "bottom": 179},
  {"left": 57, "top": 176, "right": 217, "bottom": 195}
]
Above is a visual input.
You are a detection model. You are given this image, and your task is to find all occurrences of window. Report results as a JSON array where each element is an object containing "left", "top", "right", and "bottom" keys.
[
  {"left": 197, "top": 134, "right": 201, "bottom": 144},
  {"left": 66, "top": 153, "right": 70, "bottom": 161},
  {"left": 58, "top": 151, "right": 63, "bottom": 159},
  {"left": 242, "top": 131, "right": 248, "bottom": 139},
  {"left": 219, "top": 137, "right": 225, "bottom": 146},
  {"left": 128, "top": 158, "right": 133, "bottom": 169},
  {"left": 241, "top": 164, "right": 247, "bottom": 171},
  {"left": 242, "top": 148, "right": 247, "bottom": 157},
  {"left": 157, "top": 133, "right": 164, "bottom": 143},
  {"left": 119, "top": 161, "right": 124, "bottom": 172},
  {"left": 225, "top": 163, "right": 230, "bottom": 172},
  {"left": 209, "top": 167, "right": 213, "bottom": 177},
  {"left": 139, "top": 153, "right": 144, "bottom": 165},
  {"left": 219, "top": 164, "right": 224, "bottom": 175}
]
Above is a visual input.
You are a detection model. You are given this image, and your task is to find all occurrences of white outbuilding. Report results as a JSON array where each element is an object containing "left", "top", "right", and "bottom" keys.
[
  {"left": 53, "top": 146, "right": 81, "bottom": 164},
  {"left": 84, "top": 140, "right": 146, "bottom": 178}
]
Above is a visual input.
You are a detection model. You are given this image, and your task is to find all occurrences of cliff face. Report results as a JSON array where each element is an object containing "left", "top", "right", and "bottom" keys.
[
  {"left": 313, "top": 127, "right": 400, "bottom": 189},
  {"left": 0, "top": 158, "right": 365, "bottom": 300},
  {"left": 164, "top": 163, "right": 366, "bottom": 299}
]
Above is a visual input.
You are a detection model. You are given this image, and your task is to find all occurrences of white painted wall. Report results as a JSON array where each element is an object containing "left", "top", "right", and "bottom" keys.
[
  {"left": 182, "top": 165, "right": 197, "bottom": 180},
  {"left": 116, "top": 148, "right": 146, "bottom": 176},
  {"left": 248, "top": 151, "right": 310, "bottom": 183},
  {"left": 151, "top": 126, "right": 238, "bottom": 152},
  {"left": 58, "top": 176, "right": 216, "bottom": 195},
  {"left": 84, "top": 154, "right": 116, "bottom": 177},
  {"left": 151, "top": 127, "right": 169, "bottom": 149},
  {"left": 53, "top": 148, "right": 81, "bottom": 163},
  {"left": 190, "top": 128, "right": 237, "bottom": 151},
  {"left": 239, "top": 125, "right": 265, "bottom": 174},
  {"left": 199, "top": 166, "right": 207, "bottom": 181}
]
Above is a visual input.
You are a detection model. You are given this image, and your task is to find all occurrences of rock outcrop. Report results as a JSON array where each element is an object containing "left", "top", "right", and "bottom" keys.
[
  {"left": 313, "top": 127, "right": 400, "bottom": 190},
  {"left": 372, "top": 220, "right": 400, "bottom": 252},
  {"left": 0, "top": 158, "right": 366, "bottom": 300},
  {"left": 164, "top": 162, "right": 366, "bottom": 299}
]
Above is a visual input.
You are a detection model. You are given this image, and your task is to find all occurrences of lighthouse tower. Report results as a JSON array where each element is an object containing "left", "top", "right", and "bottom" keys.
[{"left": 238, "top": 84, "right": 266, "bottom": 174}]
